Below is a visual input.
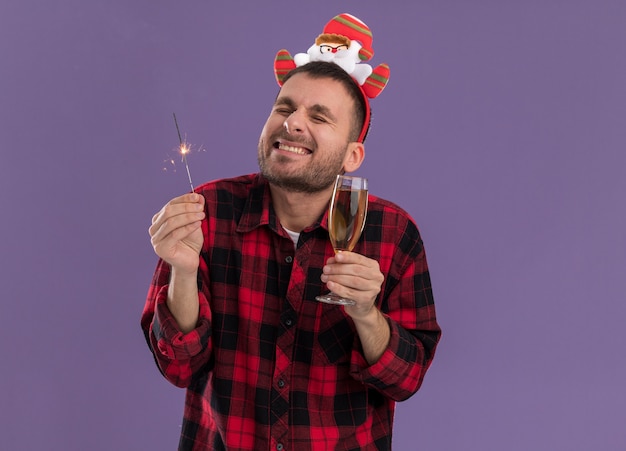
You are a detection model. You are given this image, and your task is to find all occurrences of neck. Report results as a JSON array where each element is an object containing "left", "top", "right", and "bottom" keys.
[{"left": 269, "top": 184, "right": 333, "bottom": 232}]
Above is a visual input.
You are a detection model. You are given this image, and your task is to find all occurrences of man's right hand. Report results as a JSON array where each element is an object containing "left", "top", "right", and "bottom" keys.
[{"left": 149, "top": 193, "right": 205, "bottom": 274}]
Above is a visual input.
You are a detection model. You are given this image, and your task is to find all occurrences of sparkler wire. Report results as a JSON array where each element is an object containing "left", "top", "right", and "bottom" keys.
[{"left": 172, "top": 113, "right": 195, "bottom": 193}]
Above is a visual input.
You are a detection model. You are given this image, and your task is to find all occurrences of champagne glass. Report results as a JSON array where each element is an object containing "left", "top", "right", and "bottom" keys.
[{"left": 316, "top": 175, "right": 368, "bottom": 305}]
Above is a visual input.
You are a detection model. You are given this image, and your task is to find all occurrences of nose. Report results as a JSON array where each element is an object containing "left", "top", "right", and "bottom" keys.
[{"left": 283, "top": 110, "right": 305, "bottom": 134}]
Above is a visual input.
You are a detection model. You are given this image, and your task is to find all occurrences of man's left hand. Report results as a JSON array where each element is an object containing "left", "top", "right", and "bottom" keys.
[{"left": 320, "top": 251, "right": 384, "bottom": 317}]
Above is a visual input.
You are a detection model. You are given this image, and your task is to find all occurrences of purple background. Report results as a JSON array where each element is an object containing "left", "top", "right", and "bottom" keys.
[{"left": 1, "top": 1, "right": 625, "bottom": 450}]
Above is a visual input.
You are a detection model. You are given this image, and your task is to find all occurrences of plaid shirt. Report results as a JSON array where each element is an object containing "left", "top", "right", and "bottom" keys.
[{"left": 141, "top": 173, "right": 441, "bottom": 451}]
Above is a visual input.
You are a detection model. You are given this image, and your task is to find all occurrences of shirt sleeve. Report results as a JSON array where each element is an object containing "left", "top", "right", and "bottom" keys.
[
  {"left": 140, "top": 259, "right": 213, "bottom": 388},
  {"left": 349, "top": 219, "right": 441, "bottom": 401}
]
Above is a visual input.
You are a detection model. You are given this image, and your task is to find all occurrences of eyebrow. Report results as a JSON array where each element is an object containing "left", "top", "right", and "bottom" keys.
[{"left": 275, "top": 96, "right": 337, "bottom": 123}]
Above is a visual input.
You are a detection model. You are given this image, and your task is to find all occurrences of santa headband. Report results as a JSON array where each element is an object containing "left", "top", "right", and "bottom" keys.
[{"left": 273, "top": 13, "right": 390, "bottom": 143}]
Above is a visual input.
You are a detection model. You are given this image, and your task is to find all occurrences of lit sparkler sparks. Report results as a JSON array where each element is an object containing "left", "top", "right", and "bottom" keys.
[{"left": 173, "top": 113, "right": 195, "bottom": 193}]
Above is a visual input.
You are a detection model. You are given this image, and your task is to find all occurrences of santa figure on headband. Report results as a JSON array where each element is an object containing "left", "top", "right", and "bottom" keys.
[{"left": 274, "top": 13, "right": 390, "bottom": 99}]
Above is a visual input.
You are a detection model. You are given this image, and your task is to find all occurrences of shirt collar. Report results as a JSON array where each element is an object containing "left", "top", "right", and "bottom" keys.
[{"left": 236, "top": 173, "right": 330, "bottom": 234}]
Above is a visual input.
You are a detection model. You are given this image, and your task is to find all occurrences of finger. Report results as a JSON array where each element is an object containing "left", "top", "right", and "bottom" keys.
[
  {"left": 321, "top": 262, "right": 384, "bottom": 300},
  {"left": 169, "top": 192, "right": 205, "bottom": 206},
  {"left": 152, "top": 219, "right": 203, "bottom": 252},
  {"left": 333, "top": 250, "right": 362, "bottom": 263},
  {"left": 325, "top": 279, "right": 378, "bottom": 305},
  {"left": 160, "top": 201, "right": 204, "bottom": 225},
  {"left": 150, "top": 196, "right": 204, "bottom": 230},
  {"left": 151, "top": 193, "right": 204, "bottom": 223},
  {"left": 149, "top": 196, "right": 205, "bottom": 238},
  {"left": 150, "top": 210, "right": 205, "bottom": 243},
  {"left": 326, "top": 272, "right": 380, "bottom": 292},
  {"left": 323, "top": 260, "right": 380, "bottom": 279},
  {"left": 333, "top": 252, "right": 381, "bottom": 273}
]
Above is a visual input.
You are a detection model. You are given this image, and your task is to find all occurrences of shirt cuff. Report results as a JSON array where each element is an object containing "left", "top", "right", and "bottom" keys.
[
  {"left": 349, "top": 316, "right": 412, "bottom": 387},
  {"left": 152, "top": 285, "right": 212, "bottom": 361}
]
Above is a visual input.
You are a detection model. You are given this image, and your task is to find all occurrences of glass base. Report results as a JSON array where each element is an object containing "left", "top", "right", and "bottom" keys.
[{"left": 315, "top": 292, "right": 356, "bottom": 306}]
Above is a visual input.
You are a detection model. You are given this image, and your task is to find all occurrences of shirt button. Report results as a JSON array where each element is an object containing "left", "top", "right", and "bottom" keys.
[
  {"left": 277, "top": 379, "right": 285, "bottom": 388},
  {"left": 285, "top": 256, "right": 293, "bottom": 263},
  {"left": 284, "top": 318, "right": 293, "bottom": 327},
  {"left": 277, "top": 444, "right": 284, "bottom": 451}
]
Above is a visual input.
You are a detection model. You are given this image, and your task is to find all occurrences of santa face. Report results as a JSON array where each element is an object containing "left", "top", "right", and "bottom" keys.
[
  {"left": 319, "top": 43, "right": 349, "bottom": 54},
  {"left": 307, "top": 39, "right": 362, "bottom": 67}
]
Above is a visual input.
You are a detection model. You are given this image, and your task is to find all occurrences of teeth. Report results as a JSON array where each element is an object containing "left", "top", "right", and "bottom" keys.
[{"left": 278, "top": 143, "right": 308, "bottom": 155}]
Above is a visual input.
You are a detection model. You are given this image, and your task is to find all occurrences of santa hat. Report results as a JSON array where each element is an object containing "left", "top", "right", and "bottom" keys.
[{"left": 322, "top": 13, "right": 374, "bottom": 61}]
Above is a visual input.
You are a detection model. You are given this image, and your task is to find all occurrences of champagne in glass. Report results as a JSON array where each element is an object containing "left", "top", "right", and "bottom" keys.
[{"left": 316, "top": 175, "right": 368, "bottom": 305}]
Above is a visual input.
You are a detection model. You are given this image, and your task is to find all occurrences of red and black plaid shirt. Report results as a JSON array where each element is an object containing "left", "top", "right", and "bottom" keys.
[{"left": 141, "top": 173, "right": 440, "bottom": 450}]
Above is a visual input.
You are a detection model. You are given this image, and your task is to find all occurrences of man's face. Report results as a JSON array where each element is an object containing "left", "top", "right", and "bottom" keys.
[{"left": 257, "top": 73, "right": 357, "bottom": 193}]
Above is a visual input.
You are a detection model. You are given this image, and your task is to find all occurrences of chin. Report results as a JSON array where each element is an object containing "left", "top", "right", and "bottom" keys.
[{"left": 261, "top": 170, "right": 326, "bottom": 194}]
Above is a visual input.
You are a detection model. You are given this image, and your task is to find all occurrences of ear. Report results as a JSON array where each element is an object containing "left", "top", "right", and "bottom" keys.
[{"left": 342, "top": 142, "right": 365, "bottom": 173}]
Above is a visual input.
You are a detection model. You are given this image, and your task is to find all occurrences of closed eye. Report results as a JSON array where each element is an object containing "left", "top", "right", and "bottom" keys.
[
  {"left": 273, "top": 96, "right": 296, "bottom": 116},
  {"left": 274, "top": 107, "right": 293, "bottom": 115}
]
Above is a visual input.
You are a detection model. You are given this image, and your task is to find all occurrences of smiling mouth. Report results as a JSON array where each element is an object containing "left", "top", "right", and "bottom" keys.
[{"left": 274, "top": 142, "right": 311, "bottom": 155}]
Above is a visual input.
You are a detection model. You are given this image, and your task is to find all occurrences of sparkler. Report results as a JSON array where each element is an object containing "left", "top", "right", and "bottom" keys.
[{"left": 173, "top": 113, "right": 195, "bottom": 193}]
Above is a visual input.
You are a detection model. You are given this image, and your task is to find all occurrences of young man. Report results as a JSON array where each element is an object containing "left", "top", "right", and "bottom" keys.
[{"left": 143, "top": 17, "right": 440, "bottom": 450}]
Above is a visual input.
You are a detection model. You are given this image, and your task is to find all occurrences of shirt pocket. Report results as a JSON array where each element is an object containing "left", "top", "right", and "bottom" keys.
[{"left": 315, "top": 306, "right": 356, "bottom": 366}]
